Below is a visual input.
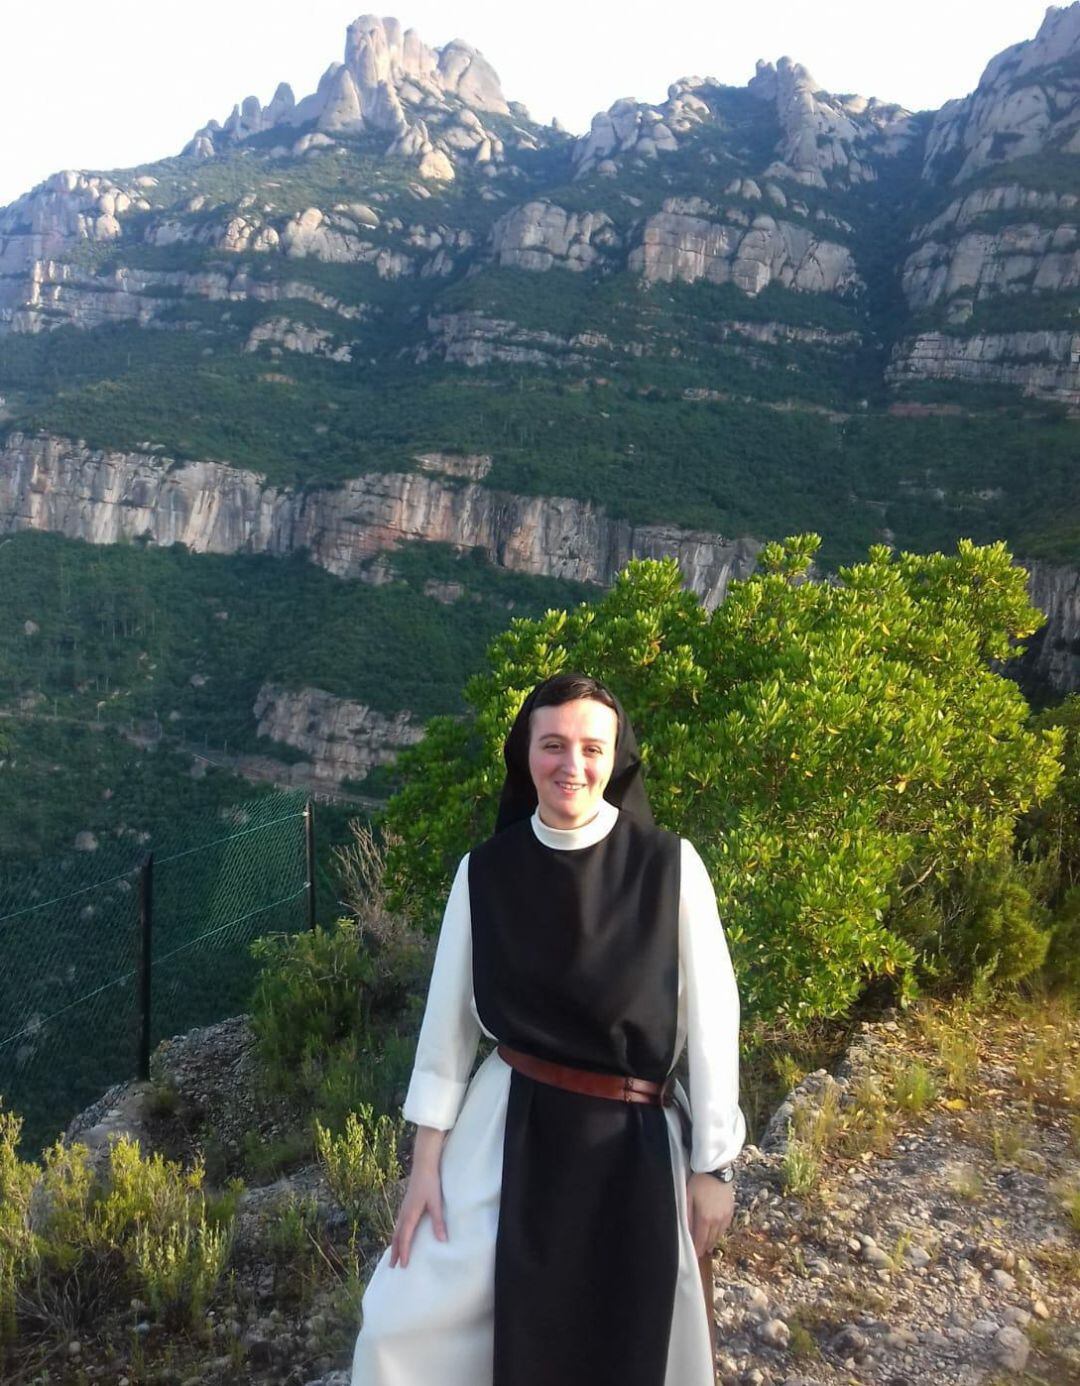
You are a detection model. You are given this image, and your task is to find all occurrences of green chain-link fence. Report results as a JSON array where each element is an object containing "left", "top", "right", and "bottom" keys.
[{"left": 0, "top": 789, "right": 311, "bottom": 1154}]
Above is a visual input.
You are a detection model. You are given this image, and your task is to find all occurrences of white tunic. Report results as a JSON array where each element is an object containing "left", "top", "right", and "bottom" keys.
[{"left": 351, "top": 798, "right": 746, "bottom": 1386}]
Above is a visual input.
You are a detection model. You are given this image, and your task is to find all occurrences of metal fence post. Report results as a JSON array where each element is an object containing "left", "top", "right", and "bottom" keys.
[
  {"left": 138, "top": 853, "right": 154, "bottom": 1081},
  {"left": 305, "top": 799, "right": 316, "bottom": 933}
]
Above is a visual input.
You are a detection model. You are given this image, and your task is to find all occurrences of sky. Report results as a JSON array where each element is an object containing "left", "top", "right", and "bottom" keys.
[{"left": 0, "top": 0, "right": 1060, "bottom": 208}]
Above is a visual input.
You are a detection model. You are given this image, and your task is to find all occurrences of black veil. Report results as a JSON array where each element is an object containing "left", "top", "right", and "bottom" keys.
[{"left": 493, "top": 675, "right": 654, "bottom": 832}]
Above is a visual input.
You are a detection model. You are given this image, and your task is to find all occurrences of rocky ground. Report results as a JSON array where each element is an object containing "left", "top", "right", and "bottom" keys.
[
  {"left": 715, "top": 1004, "right": 1080, "bottom": 1386},
  {"left": 18, "top": 998, "right": 1080, "bottom": 1385}
]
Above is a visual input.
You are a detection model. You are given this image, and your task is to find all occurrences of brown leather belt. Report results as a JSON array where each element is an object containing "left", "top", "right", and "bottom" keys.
[{"left": 496, "top": 1042, "right": 675, "bottom": 1107}]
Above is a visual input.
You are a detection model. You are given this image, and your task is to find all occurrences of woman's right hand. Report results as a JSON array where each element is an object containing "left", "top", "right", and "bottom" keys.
[{"left": 388, "top": 1126, "right": 449, "bottom": 1268}]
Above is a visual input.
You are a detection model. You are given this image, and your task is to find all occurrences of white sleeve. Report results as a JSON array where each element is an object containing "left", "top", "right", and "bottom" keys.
[
  {"left": 401, "top": 853, "right": 482, "bottom": 1131},
  {"left": 680, "top": 838, "right": 747, "bottom": 1172}
]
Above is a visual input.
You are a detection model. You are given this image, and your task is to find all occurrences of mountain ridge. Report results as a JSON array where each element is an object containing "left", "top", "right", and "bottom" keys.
[{"left": 2, "top": 6, "right": 1080, "bottom": 861}]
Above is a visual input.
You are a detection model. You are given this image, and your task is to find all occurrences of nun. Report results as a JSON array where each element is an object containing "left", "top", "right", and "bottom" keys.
[{"left": 351, "top": 671, "right": 746, "bottom": 1386}]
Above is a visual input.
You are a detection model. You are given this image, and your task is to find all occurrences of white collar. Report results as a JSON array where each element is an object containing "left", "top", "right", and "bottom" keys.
[{"left": 529, "top": 796, "right": 619, "bottom": 850}]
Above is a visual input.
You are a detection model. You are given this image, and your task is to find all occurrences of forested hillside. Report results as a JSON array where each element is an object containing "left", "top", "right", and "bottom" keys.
[{"left": 2, "top": 7, "right": 1080, "bottom": 860}]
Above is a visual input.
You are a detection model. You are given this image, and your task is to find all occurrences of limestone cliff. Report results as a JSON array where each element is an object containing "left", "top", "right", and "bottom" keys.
[
  {"left": 253, "top": 682, "right": 422, "bottom": 784},
  {"left": 1018, "top": 560, "right": 1080, "bottom": 693},
  {"left": 628, "top": 200, "right": 860, "bottom": 296},
  {"left": 0, "top": 433, "right": 760, "bottom": 608},
  {"left": 887, "top": 330, "right": 1080, "bottom": 405},
  {"left": 890, "top": 5, "right": 1080, "bottom": 402}
]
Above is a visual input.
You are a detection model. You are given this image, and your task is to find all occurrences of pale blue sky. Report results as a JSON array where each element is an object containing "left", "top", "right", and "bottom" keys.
[{"left": 0, "top": 0, "right": 1058, "bottom": 208}]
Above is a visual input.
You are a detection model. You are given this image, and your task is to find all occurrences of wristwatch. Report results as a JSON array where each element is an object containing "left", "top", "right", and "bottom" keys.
[{"left": 706, "top": 1163, "right": 735, "bottom": 1183}]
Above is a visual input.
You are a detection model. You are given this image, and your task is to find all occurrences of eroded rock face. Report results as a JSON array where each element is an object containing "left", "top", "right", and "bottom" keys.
[
  {"left": 1021, "top": 560, "right": 1080, "bottom": 692},
  {"left": 181, "top": 14, "right": 510, "bottom": 183},
  {"left": 2, "top": 261, "right": 371, "bottom": 335},
  {"left": 902, "top": 223, "right": 1080, "bottom": 313},
  {"left": 0, "top": 433, "right": 760, "bottom": 608},
  {"left": 749, "top": 57, "right": 915, "bottom": 189},
  {"left": 629, "top": 206, "right": 860, "bottom": 296},
  {"left": 886, "top": 330, "right": 1080, "bottom": 405},
  {"left": 490, "top": 203, "right": 620, "bottom": 273},
  {"left": 244, "top": 316, "right": 355, "bottom": 361},
  {"left": 923, "top": 4, "right": 1080, "bottom": 185},
  {"left": 419, "top": 312, "right": 623, "bottom": 368},
  {"left": 253, "top": 683, "right": 422, "bottom": 783},
  {"left": 572, "top": 57, "right": 914, "bottom": 188}
]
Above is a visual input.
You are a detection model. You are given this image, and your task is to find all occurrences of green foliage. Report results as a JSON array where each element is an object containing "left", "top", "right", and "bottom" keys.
[
  {"left": 0, "top": 1120, "right": 234, "bottom": 1349},
  {"left": 1045, "top": 888, "right": 1080, "bottom": 994},
  {"left": 250, "top": 920, "right": 379, "bottom": 1083},
  {"left": 915, "top": 859, "right": 1053, "bottom": 992},
  {"left": 381, "top": 542, "right": 1061, "bottom": 1024},
  {"left": 264, "top": 1191, "right": 321, "bottom": 1266},
  {"left": 0, "top": 529, "right": 590, "bottom": 863},
  {"left": 131, "top": 1212, "right": 231, "bottom": 1328},
  {"left": 250, "top": 904, "right": 424, "bottom": 1128},
  {"left": 314, "top": 1106, "right": 403, "bottom": 1241},
  {"left": 0, "top": 1108, "right": 38, "bottom": 1341}
]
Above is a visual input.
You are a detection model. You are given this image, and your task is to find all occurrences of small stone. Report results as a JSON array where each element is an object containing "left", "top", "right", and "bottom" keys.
[
  {"left": 990, "top": 1268, "right": 1016, "bottom": 1290},
  {"left": 971, "top": 1318, "right": 1000, "bottom": 1336},
  {"left": 993, "top": 1325, "right": 1029, "bottom": 1372},
  {"left": 68, "top": 1341, "right": 82, "bottom": 1356},
  {"left": 744, "top": 1285, "right": 770, "bottom": 1317},
  {"left": 864, "top": 1246, "right": 892, "bottom": 1269},
  {"left": 1031, "top": 1299, "right": 1050, "bottom": 1319},
  {"left": 1001, "top": 1306, "right": 1032, "bottom": 1327},
  {"left": 831, "top": 1324, "right": 868, "bottom": 1353},
  {"left": 904, "top": 1245, "right": 931, "bottom": 1267},
  {"left": 758, "top": 1318, "right": 790, "bottom": 1347}
]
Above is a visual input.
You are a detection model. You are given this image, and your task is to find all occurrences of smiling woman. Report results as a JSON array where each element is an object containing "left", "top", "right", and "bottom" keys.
[
  {"left": 350, "top": 671, "right": 745, "bottom": 1386},
  {"left": 526, "top": 697, "right": 617, "bottom": 829}
]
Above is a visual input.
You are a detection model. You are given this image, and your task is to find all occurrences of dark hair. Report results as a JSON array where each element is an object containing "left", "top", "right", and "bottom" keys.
[{"left": 527, "top": 672, "right": 620, "bottom": 747}]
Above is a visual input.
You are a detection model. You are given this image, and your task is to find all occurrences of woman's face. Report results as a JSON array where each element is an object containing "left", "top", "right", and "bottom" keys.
[{"left": 527, "top": 698, "right": 618, "bottom": 830}]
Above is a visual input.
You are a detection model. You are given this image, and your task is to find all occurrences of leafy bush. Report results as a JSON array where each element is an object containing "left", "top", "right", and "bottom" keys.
[
  {"left": 380, "top": 542, "right": 1062, "bottom": 1024},
  {"left": 1045, "top": 887, "right": 1080, "bottom": 995},
  {"left": 249, "top": 818, "right": 429, "bottom": 1129},
  {"left": 132, "top": 1213, "right": 231, "bottom": 1328},
  {"left": 0, "top": 1114, "right": 234, "bottom": 1350},
  {"left": 251, "top": 919, "right": 379, "bottom": 1084},
  {"left": 314, "top": 1106, "right": 403, "bottom": 1242},
  {"left": 909, "top": 856, "right": 1053, "bottom": 992}
]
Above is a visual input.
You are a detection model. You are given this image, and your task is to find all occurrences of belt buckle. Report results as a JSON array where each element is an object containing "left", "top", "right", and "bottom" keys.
[{"left": 621, "top": 1075, "right": 635, "bottom": 1102}]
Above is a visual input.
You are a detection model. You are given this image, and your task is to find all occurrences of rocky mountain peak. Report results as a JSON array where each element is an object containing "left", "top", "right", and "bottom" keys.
[
  {"left": 574, "top": 52, "right": 913, "bottom": 186},
  {"left": 981, "top": 1, "right": 1080, "bottom": 85},
  {"left": 750, "top": 56, "right": 915, "bottom": 188},
  {"left": 181, "top": 13, "right": 510, "bottom": 177},
  {"left": 924, "top": 0, "right": 1080, "bottom": 182}
]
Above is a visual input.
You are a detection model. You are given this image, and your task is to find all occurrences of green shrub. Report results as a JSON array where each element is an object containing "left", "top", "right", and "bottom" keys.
[
  {"left": 132, "top": 1212, "right": 231, "bottom": 1328},
  {"left": 314, "top": 1106, "right": 403, "bottom": 1242},
  {"left": 0, "top": 1122, "right": 235, "bottom": 1345},
  {"left": 250, "top": 824, "right": 429, "bottom": 1131},
  {"left": 909, "top": 856, "right": 1052, "bottom": 992},
  {"left": 0, "top": 1108, "right": 38, "bottom": 1342},
  {"left": 1045, "top": 887, "right": 1080, "bottom": 995},
  {"left": 264, "top": 1192, "right": 321, "bottom": 1267},
  {"left": 250, "top": 918, "right": 379, "bottom": 1089},
  {"left": 382, "top": 544, "right": 1061, "bottom": 1024}
]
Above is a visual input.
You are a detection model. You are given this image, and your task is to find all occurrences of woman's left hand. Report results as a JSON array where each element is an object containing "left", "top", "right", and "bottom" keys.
[{"left": 686, "top": 1172, "right": 735, "bottom": 1257}]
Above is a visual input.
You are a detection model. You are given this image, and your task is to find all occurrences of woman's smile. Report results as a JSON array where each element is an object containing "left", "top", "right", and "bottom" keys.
[{"left": 527, "top": 699, "right": 618, "bottom": 829}]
